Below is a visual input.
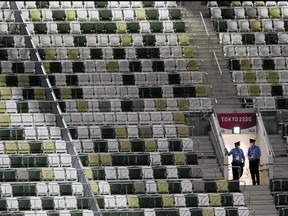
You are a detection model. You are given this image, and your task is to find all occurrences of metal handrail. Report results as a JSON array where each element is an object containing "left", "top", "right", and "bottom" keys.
[
  {"left": 212, "top": 50, "right": 223, "bottom": 76},
  {"left": 200, "top": 12, "right": 209, "bottom": 38}
]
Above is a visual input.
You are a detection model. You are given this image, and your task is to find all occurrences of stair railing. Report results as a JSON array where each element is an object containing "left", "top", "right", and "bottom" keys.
[
  {"left": 199, "top": 12, "right": 210, "bottom": 52},
  {"left": 212, "top": 50, "right": 223, "bottom": 93}
]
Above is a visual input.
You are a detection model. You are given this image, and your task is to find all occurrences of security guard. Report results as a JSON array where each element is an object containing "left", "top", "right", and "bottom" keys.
[{"left": 248, "top": 139, "right": 261, "bottom": 185}]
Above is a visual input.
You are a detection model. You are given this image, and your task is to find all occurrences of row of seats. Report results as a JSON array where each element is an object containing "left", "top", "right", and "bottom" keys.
[
  {"left": 0, "top": 165, "right": 78, "bottom": 181},
  {"left": 84, "top": 165, "right": 202, "bottom": 180},
  {"left": 1, "top": 181, "right": 83, "bottom": 196},
  {"left": 80, "top": 152, "right": 198, "bottom": 167},
  {"left": 0, "top": 139, "right": 65, "bottom": 154},
  {"left": 17, "top": 1, "right": 179, "bottom": 9},
  {"left": 91, "top": 179, "right": 240, "bottom": 194},
  {"left": 60, "top": 97, "right": 213, "bottom": 113},
  {"left": 224, "top": 44, "right": 288, "bottom": 58},
  {"left": 96, "top": 192, "right": 245, "bottom": 209},
  {"left": 1, "top": 47, "right": 193, "bottom": 61},
  {"left": 232, "top": 70, "right": 288, "bottom": 84},
  {"left": 0, "top": 126, "right": 61, "bottom": 140},
  {"left": 0, "top": 100, "right": 52, "bottom": 114},
  {"left": 63, "top": 111, "right": 187, "bottom": 126},
  {"left": 236, "top": 83, "right": 288, "bottom": 97},
  {"left": 208, "top": 1, "right": 288, "bottom": 7},
  {"left": 229, "top": 57, "right": 278, "bottom": 70},
  {"left": 0, "top": 210, "right": 93, "bottom": 216},
  {"left": 51, "top": 72, "right": 204, "bottom": 87},
  {"left": 253, "top": 96, "right": 277, "bottom": 110},
  {"left": 53, "top": 85, "right": 209, "bottom": 100},
  {"left": 210, "top": 6, "right": 288, "bottom": 20},
  {"left": 73, "top": 138, "right": 194, "bottom": 153},
  {"left": 0, "top": 153, "right": 72, "bottom": 167},
  {"left": 0, "top": 196, "right": 89, "bottom": 211},
  {"left": 219, "top": 32, "right": 288, "bottom": 45},
  {"left": 21, "top": 8, "right": 183, "bottom": 22},
  {"left": 69, "top": 124, "right": 191, "bottom": 139},
  {"left": 214, "top": 19, "right": 287, "bottom": 32},
  {"left": 3, "top": 59, "right": 199, "bottom": 74},
  {"left": 23, "top": 20, "right": 187, "bottom": 35}
]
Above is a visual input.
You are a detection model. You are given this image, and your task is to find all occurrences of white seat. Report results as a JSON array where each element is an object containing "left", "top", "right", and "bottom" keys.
[
  {"left": 146, "top": 179, "right": 157, "bottom": 193},
  {"left": 150, "top": 152, "right": 161, "bottom": 165},
  {"left": 140, "top": 21, "right": 151, "bottom": 33},
  {"left": 237, "top": 206, "right": 250, "bottom": 216},
  {"left": 36, "top": 182, "right": 48, "bottom": 196},
  {"left": 104, "top": 112, "right": 116, "bottom": 125},
  {"left": 167, "top": 34, "right": 178, "bottom": 45},
  {"left": 104, "top": 195, "right": 116, "bottom": 209},
  {"left": 30, "top": 197, "right": 42, "bottom": 210},
  {"left": 150, "top": 112, "right": 162, "bottom": 125},
  {"left": 24, "top": 127, "right": 37, "bottom": 140},
  {"left": 105, "top": 167, "right": 117, "bottom": 180},
  {"left": 197, "top": 193, "right": 209, "bottom": 207},
  {"left": 262, "top": 19, "right": 273, "bottom": 32},
  {"left": 131, "top": 1, "right": 142, "bottom": 7},
  {"left": 80, "top": 48, "right": 90, "bottom": 59},
  {"left": 142, "top": 166, "right": 154, "bottom": 179},
  {"left": 234, "top": 7, "right": 245, "bottom": 19},
  {"left": 179, "top": 208, "right": 191, "bottom": 216},
  {"left": 155, "top": 1, "right": 166, "bottom": 7},
  {"left": 123, "top": 9, "right": 134, "bottom": 20},
  {"left": 160, "top": 47, "right": 171, "bottom": 58},
  {"left": 88, "top": 9, "right": 99, "bottom": 21},
  {"left": 51, "top": 35, "right": 62, "bottom": 47},
  {"left": 115, "top": 195, "right": 127, "bottom": 208},
  {"left": 98, "top": 35, "right": 109, "bottom": 47},
  {"left": 1, "top": 183, "right": 12, "bottom": 196},
  {"left": 86, "top": 35, "right": 97, "bottom": 47},
  {"left": 258, "top": 7, "right": 269, "bottom": 19},
  {"left": 227, "top": 20, "right": 238, "bottom": 32},
  {"left": 274, "top": 20, "right": 284, "bottom": 31},
  {"left": 125, "top": 47, "right": 136, "bottom": 59},
  {"left": 70, "top": 22, "right": 81, "bottom": 34},
  {"left": 98, "top": 181, "right": 111, "bottom": 195},
  {"left": 116, "top": 112, "right": 128, "bottom": 125},
  {"left": 53, "top": 167, "right": 66, "bottom": 181},
  {"left": 166, "top": 165, "right": 178, "bottom": 179},
  {"left": 42, "top": 9, "right": 53, "bottom": 21},
  {"left": 89, "top": 125, "right": 101, "bottom": 139},
  {"left": 181, "top": 180, "right": 193, "bottom": 193},
  {"left": 159, "top": 8, "right": 169, "bottom": 20},
  {"left": 48, "top": 182, "right": 60, "bottom": 196},
  {"left": 107, "top": 139, "right": 119, "bottom": 152},
  {"left": 72, "top": 182, "right": 83, "bottom": 195},
  {"left": 47, "top": 22, "right": 58, "bottom": 34},
  {"left": 109, "top": 35, "right": 120, "bottom": 46},
  {"left": 163, "top": 20, "right": 174, "bottom": 33},
  {"left": 73, "top": 1, "right": 84, "bottom": 8},
  {"left": 108, "top": 1, "right": 119, "bottom": 7},
  {"left": 54, "top": 196, "right": 65, "bottom": 210},
  {"left": 77, "top": 9, "right": 88, "bottom": 21},
  {"left": 211, "top": 7, "right": 222, "bottom": 19},
  {"left": 233, "top": 192, "right": 245, "bottom": 206},
  {"left": 165, "top": 125, "right": 177, "bottom": 138},
  {"left": 112, "top": 9, "right": 123, "bottom": 21},
  {"left": 66, "top": 167, "right": 77, "bottom": 181},
  {"left": 174, "top": 194, "right": 186, "bottom": 207},
  {"left": 127, "top": 125, "right": 139, "bottom": 138},
  {"left": 102, "top": 47, "right": 113, "bottom": 59},
  {"left": 49, "top": 126, "right": 61, "bottom": 140},
  {"left": 6, "top": 197, "right": 18, "bottom": 211},
  {"left": 117, "top": 166, "right": 129, "bottom": 179},
  {"left": 65, "top": 196, "right": 77, "bottom": 210},
  {"left": 153, "top": 125, "right": 164, "bottom": 138},
  {"left": 255, "top": 32, "right": 266, "bottom": 45}
]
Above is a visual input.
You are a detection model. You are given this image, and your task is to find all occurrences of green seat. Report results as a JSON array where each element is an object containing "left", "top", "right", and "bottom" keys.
[
  {"left": 29, "top": 9, "right": 41, "bottom": 21},
  {"left": 230, "top": 1, "right": 242, "bottom": 6},
  {"left": 89, "top": 181, "right": 99, "bottom": 195},
  {"left": 44, "top": 48, "right": 57, "bottom": 60},
  {"left": 36, "top": 1, "right": 49, "bottom": 8},
  {"left": 0, "top": 198, "right": 7, "bottom": 211},
  {"left": 176, "top": 98, "right": 189, "bottom": 111},
  {"left": 187, "top": 59, "right": 198, "bottom": 71},
  {"left": 105, "top": 22, "right": 117, "bottom": 33},
  {"left": 267, "top": 71, "right": 279, "bottom": 83},
  {"left": 84, "top": 167, "right": 93, "bottom": 180},
  {"left": 0, "top": 114, "right": 10, "bottom": 127},
  {"left": 95, "top": 1, "right": 108, "bottom": 8},
  {"left": 59, "top": 87, "right": 72, "bottom": 99},
  {"left": 57, "top": 23, "right": 70, "bottom": 33},
  {"left": 254, "top": 1, "right": 265, "bottom": 6},
  {"left": 42, "top": 140, "right": 55, "bottom": 153},
  {"left": 115, "top": 126, "right": 127, "bottom": 139},
  {"left": 127, "top": 195, "right": 139, "bottom": 208},
  {"left": 93, "top": 23, "right": 105, "bottom": 33},
  {"left": 116, "top": 21, "right": 127, "bottom": 33},
  {"left": 150, "top": 21, "right": 163, "bottom": 33},
  {"left": 41, "top": 168, "right": 54, "bottom": 181},
  {"left": 0, "top": 76, "right": 6, "bottom": 87},
  {"left": 248, "top": 85, "right": 261, "bottom": 96},
  {"left": 173, "top": 111, "right": 185, "bottom": 124},
  {"left": 174, "top": 21, "right": 186, "bottom": 32},
  {"left": 87, "top": 153, "right": 100, "bottom": 166},
  {"left": 146, "top": 9, "right": 158, "bottom": 20},
  {"left": 0, "top": 101, "right": 5, "bottom": 113},
  {"left": 90, "top": 48, "right": 103, "bottom": 59},
  {"left": 68, "top": 48, "right": 80, "bottom": 60},
  {"left": 157, "top": 180, "right": 169, "bottom": 194},
  {"left": 243, "top": 72, "right": 256, "bottom": 83},
  {"left": 34, "top": 23, "right": 47, "bottom": 34},
  {"left": 107, "top": 61, "right": 119, "bottom": 72},
  {"left": 76, "top": 100, "right": 88, "bottom": 112},
  {"left": 178, "top": 34, "right": 190, "bottom": 46},
  {"left": 0, "top": 88, "right": 12, "bottom": 100},
  {"left": 185, "top": 194, "right": 198, "bottom": 207},
  {"left": 250, "top": 20, "right": 261, "bottom": 32},
  {"left": 119, "top": 139, "right": 131, "bottom": 152},
  {"left": 29, "top": 168, "right": 41, "bottom": 181},
  {"left": 65, "top": 9, "right": 76, "bottom": 21},
  {"left": 162, "top": 194, "right": 174, "bottom": 207},
  {"left": 269, "top": 7, "right": 280, "bottom": 19},
  {"left": 155, "top": 99, "right": 166, "bottom": 111},
  {"left": 30, "top": 141, "right": 43, "bottom": 153},
  {"left": 42, "top": 197, "right": 54, "bottom": 210},
  {"left": 17, "top": 74, "right": 29, "bottom": 87},
  {"left": 34, "top": 87, "right": 46, "bottom": 100},
  {"left": 74, "top": 36, "right": 87, "bottom": 47},
  {"left": 202, "top": 207, "right": 214, "bottom": 216},
  {"left": 182, "top": 47, "right": 194, "bottom": 58},
  {"left": 144, "top": 139, "right": 156, "bottom": 152},
  {"left": 18, "top": 198, "right": 30, "bottom": 211},
  {"left": 80, "top": 23, "right": 95, "bottom": 33},
  {"left": 209, "top": 193, "right": 222, "bottom": 206},
  {"left": 174, "top": 152, "right": 186, "bottom": 165},
  {"left": 17, "top": 140, "right": 30, "bottom": 154},
  {"left": 177, "top": 125, "right": 189, "bottom": 138},
  {"left": 135, "top": 8, "right": 146, "bottom": 20},
  {"left": 169, "top": 9, "right": 182, "bottom": 20},
  {"left": 216, "top": 180, "right": 229, "bottom": 193},
  {"left": 11, "top": 128, "right": 24, "bottom": 140},
  {"left": 121, "top": 35, "right": 132, "bottom": 46},
  {"left": 53, "top": 10, "right": 66, "bottom": 21},
  {"left": 2, "top": 36, "right": 14, "bottom": 47},
  {"left": 240, "top": 59, "right": 251, "bottom": 70},
  {"left": 5, "top": 141, "right": 17, "bottom": 154},
  {"left": 100, "top": 153, "right": 112, "bottom": 166},
  {"left": 99, "top": 10, "right": 112, "bottom": 20},
  {"left": 196, "top": 85, "right": 208, "bottom": 97},
  {"left": 127, "top": 22, "right": 140, "bottom": 33},
  {"left": 142, "top": 1, "right": 154, "bottom": 7}
]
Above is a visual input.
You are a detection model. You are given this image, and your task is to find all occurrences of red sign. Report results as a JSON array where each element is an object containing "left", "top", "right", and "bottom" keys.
[{"left": 217, "top": 113, "right": 257, "bottom": 130}]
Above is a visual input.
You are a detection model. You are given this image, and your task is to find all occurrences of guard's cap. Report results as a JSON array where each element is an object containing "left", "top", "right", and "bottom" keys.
[
  {"left": 234, "top": 141, "right": 240, "bottom": 146},
  {"left": 249, "top": 139, "right": 256, "bottom": 143}
]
